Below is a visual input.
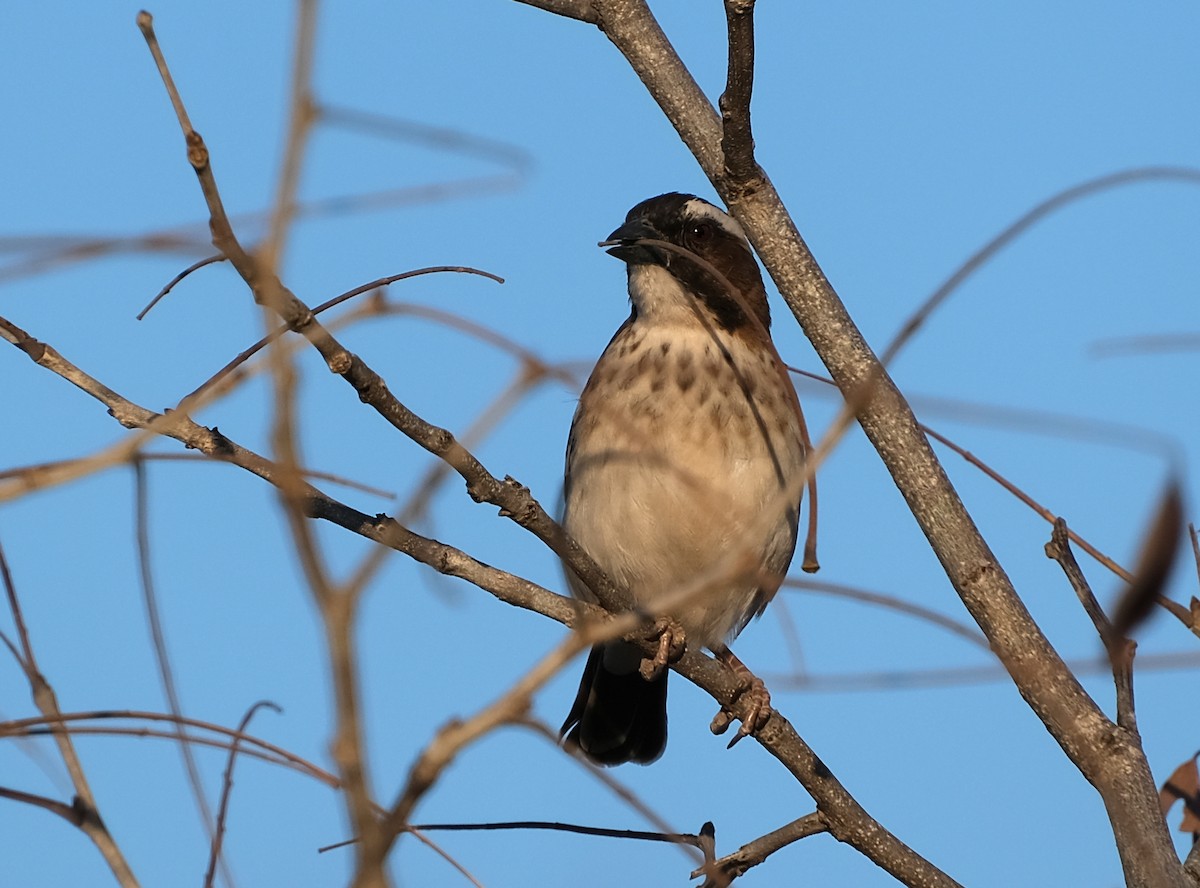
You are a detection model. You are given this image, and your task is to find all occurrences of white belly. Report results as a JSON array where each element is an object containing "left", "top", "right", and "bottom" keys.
[{"left": 563, "top": 322, "right": 805, "bottom": 645}]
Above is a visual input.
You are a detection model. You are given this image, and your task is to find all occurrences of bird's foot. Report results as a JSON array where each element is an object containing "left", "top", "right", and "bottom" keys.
[
  {"left": 638, "top": 618, "right": 687, "bottom": 681},
  {"left": 709, "top": 647, "right": 772, "bottom": 748}
]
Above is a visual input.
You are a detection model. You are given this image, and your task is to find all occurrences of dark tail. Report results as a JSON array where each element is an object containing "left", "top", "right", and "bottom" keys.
[{"left": 560, "top": 643, "right": 668, "bottom": 766}]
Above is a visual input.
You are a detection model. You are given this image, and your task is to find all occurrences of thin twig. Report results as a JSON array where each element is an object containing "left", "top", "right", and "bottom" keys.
[
  {"left": 3, "top": 709, "right": 336, "bottom": 786},
  {"left": 204, "top": 701, "right": 282, "bottom": 888},
  {"left": 885, "top": 166, "right": 1200, "bottom": 365},
  {"left": 517, "top": 717, "right": 701, "bottom": 865},
  {"left": 510, "top": 0, "right": 599, "bottom": 23},
  {"left": 783, "top": 577, "right": 989, "bottom": 650},
  {"left": 0, "top": 785, "right": 83, "bottom": 825},
  {"left": 762, "top": 650, "right": 1200, "bottom": 692},
  {"left": 0, "top": 538, "right": 140, "bottom": 887},
  {"left": 695, "top": 811, "right": 827, "bottom": 883},
  {"left": 137, "top": 254, "right": 225, "bottom": 319},
  {"left": 405, "top": 828, "right": 487, "bottom": 888},
  {"left": 1044, "top": 520, "right": 1136, "bottom": 732},
  {"left": 133, "top": 459, "right": 224, "bottom": 878},
  {"left": 181, "top": 267, "right": 504, "bottom": 405},
  {"left": 410, "top": 820, "right": 703, "bottom": 846},
  {"left": 260, "top": 0, "right": 319, "bottom": 273},
  {"left": 1092, "top": 332, "right": 1200, "bottom": 358}
]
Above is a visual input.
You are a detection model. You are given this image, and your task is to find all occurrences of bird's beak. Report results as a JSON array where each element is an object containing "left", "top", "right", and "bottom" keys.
[{"left": 600, "top": 219, "right": 662, "bottom": 264}]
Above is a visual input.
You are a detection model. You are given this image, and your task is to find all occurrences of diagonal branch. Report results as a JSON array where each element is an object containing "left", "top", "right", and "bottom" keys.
[
  {"left": 5, "top": 302, "right": 946, "bottom": 886},
  {"left": 566, "top": 3, "right": 1184, "bottom": 885},
  {"left": 0, "top": 539, "right": 140, "bottom": 887},
  {"left": 135, "top": 12, "right": 622, "bottom": 624}
]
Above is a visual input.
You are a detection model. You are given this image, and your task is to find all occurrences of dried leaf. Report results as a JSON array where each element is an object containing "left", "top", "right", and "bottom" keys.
[
  {"left": 1159, "top": 755, "right": 1200, "bottom": 833},
  {"left": 1111, "top": 482, "right": 1184, "bottom": 639}
]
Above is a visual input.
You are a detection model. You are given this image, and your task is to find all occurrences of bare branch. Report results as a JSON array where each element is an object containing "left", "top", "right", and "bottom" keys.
[
  {"left": 719, "top": 0, "right": 757, "bottom": 186},
  {"left": 132, "top": 460, "right": 224, "bottom": 880},
  {"left": 2, "top": 709, "right": 338, "bottom": 787},
  {"left": 578, "top": 2, "right": 1183, "bottom": 883},
  {"left": 766, "top": 650, "right": 1200, "bottom": 693},
  {"left": 136, "top": 254, "right": 225, "bottom": 319},
  {"left": 1044, "top": 520, "right": 1136, "bottom": 732},
  {"left": 0, "top": 539, "right": 140, "bottom": 887},
  {"left": 260, "top": 0, "right": 319, "bottom": 273},
  {"left": 784, "top": 577, "right": 989, "bottom": 650},
  {"left": 204, "top": 701, "right": 282, "bottom": 888},
  {"left": 0, "top": 785, "right": 83, "bottom": 826},
  {"left": 889, "top": 166, "right": 1200, "bottom": 365},
  {"left": 696, "top": 811, "right": 828, "bottom": 883},
  {"left": 511, "top": 0, "right": 600, "bottom": 23},
  {"left": 136, "top": 14, "right": 621, "bottom": 617}
]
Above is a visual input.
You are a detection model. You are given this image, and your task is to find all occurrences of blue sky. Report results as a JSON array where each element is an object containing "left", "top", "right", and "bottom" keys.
[{"left": 2, "top": 3, "right": 1199, "bottom": 886}]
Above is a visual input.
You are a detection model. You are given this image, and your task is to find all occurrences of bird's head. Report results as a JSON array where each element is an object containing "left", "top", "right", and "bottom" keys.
[{"left": 601, "top": 193, "right": 771, "bottom": 332}]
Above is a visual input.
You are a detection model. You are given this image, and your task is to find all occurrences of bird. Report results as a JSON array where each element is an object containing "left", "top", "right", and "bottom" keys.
[{"left": 559, "top": 192, "right": 809, "bottom": 765}]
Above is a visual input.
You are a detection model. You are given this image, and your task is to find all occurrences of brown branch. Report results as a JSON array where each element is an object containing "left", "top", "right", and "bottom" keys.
[
  {"left": 784, "top": 577, "right": 989, "bottom": 651},
  {"left": 511, "top": 0, "right": 600, "bottom": 23},
  {"left": 369, "top": 634, "right": 599, "bottom": 873},
  {"left": 204, "top": 701, "right": 282, "bottom": 888},
  {"left": 0, "top": 539, "right": 140, "bottom": 887},
  {"left": 180, "top": 268, "right": 503, "bottom": 406},
  {"left": 404, "top": 828, "right": 487, "bottom": 888},
  {"left": 3, "top": 709, "right": 337, "bottom": 787},
  {"left": 1045, "top": 520, "right": 1136, "bottom": 733},
  {"left": 886, "top": 166, "right": 1200, "bottom": 366},
  {"left": 132, "top": 459, "right": 227, "bottom": 884},
  {"left": 134, "top": 14, "right": 621, "bottom": 625},
  {"left": 0, "top": 452, "right": 393, "bottom": 500},
  {"left": 0, "top": 785, "right": 83, "bottom": 825},
  {"left": 719, "top": 0, "right": 757, "bottom": 187},
  {"left": 136, "top": 253, "right": 225, "bottom": 319},
  {"left": 0, "top": 313, "right": 832, "bottom": 888},
  {"left": 766, "top": 650, "right": 1200, "bottom": 693},
  {"left": 571, "top": 2, "right": 1182, "bottom": 884},
  {"left": 695, "top": 811, "right": 828, "bottom": 883},
  {"left": 260, "top": 0, "right": 318, "bottom": 273},
  {"left": 925, "top": 424, "right": 1197, "bottom": 637},
  {"left": 517, "top": 718, "right": 702, "bottom": 865}
]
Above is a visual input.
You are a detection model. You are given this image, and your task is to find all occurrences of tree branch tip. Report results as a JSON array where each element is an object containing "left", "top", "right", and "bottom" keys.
[{"left": 136, "top": 10, "right": 153, "bottom": 31}]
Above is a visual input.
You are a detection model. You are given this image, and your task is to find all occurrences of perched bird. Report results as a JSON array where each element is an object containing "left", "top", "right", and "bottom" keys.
[{"left": 560, "top": 192, "right": 808, "bottom": 765}]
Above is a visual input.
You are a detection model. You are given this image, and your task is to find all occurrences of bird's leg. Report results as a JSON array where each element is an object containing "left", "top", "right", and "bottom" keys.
[
  {"left": 709, "top": 646, "right": 772, "bottom": 747},
  {"left": 638, "top": 618, "right": 687, "bottom": 681}
]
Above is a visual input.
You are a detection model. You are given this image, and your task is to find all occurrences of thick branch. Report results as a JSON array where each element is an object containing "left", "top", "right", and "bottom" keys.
[{"left": 583, "top": 2, "right": 1184, "bottom": 885}]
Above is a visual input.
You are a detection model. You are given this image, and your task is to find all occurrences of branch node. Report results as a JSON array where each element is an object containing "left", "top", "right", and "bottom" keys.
[
  {"left": 327, "top": 351, "right": 353, "bottom": 375},
  {"left": 186, "top": 130, "right": 209, "bottom": 171}
]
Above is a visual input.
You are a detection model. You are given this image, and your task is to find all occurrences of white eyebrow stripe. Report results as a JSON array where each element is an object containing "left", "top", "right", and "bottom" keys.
[{"left": 682, "top": 198, "right": 749, "bottom": 244}]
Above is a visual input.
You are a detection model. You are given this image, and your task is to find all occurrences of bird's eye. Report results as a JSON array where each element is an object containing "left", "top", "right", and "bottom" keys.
[{"left": 688, "top": 221, "right": 716, "bottom": 243}]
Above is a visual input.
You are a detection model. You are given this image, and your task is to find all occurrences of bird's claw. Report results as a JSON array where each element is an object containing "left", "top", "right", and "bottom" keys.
[
  {"left": 710, "top": 649, "right": 772, "bottom": 748},
  {"left": 638, "top": 618, "right": 686, "bottom": 681}
]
